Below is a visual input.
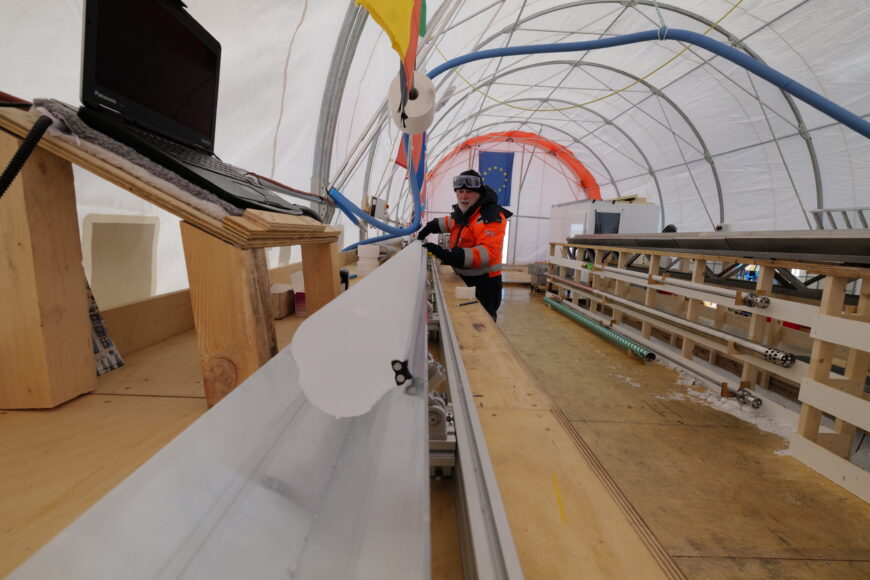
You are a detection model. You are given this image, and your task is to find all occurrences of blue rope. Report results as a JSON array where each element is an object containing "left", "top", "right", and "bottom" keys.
[{"left": 427, "top": 28, "right": 869, "bottom": 139}]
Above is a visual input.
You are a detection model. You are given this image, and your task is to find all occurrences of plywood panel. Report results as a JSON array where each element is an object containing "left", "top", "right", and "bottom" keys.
[
  {"left": 497, "top": 287, "right": 870, "bottom": 576},
  {"left": 430, "top": 478, "right": 462, "bottom": 580},
  {"left": 480, "top": 409, "right": 675, "bottom": 579},
  {"left": 439, "top": 266, "right": 681, "bottom": 579},
  {"left": 0, "top": 394, "right": 206, "bottom": 577},
  {"left": 100, "top": 290, "right": 195, "bottom": 356},
  {"left": 93, "top": 329, "right": 204, "bottom": 398},
  {"left": 674, "top": 558, "right": 870, "bottom": 580}
]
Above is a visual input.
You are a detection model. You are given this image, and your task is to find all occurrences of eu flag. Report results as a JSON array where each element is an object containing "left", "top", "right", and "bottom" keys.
[{"left": 479, "top": 151, "right": 514, "bottom": 206}]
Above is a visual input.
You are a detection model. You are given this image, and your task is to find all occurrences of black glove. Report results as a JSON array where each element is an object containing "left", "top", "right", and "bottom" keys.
[
  {"left": 423, "top": 242, "right": 448, "bottom": 261},
  {"left": 416, "top": 219, "right": 437, "bottom": 240},
  {"left": 423, "top": 243, "right": 464, "bottom": 267}
]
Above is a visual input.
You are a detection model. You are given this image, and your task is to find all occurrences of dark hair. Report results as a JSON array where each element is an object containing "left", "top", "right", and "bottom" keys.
[{"left": 460, "top": 169, "right": 481, "bottom": 178}]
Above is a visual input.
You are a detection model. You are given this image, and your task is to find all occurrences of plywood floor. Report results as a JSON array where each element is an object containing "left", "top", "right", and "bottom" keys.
[
  {"left": 496, "top": 287, "right": 870, "bottom": 579},
  {"left": 0, "top": 317, "right": 301, "bottom": 578},
  {"left": 2, "top": 285, "right": 869, "bottom": 579}
]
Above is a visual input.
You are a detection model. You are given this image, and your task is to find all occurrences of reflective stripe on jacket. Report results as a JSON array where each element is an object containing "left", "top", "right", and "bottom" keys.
[{"left": 431, "top": 207, "right": 508, "bottom": 277}]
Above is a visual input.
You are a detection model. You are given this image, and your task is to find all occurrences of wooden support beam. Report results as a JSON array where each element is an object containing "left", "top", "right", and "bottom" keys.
[
  {"left": 831, "top": 282, "right": 870, "bottom": 457},
  {"left": 180, "top": 222, "right": 277, "bottom": 407},
  {"left": 612, "top": 252, "right": 631, "bottom": 325},
  {"left": 0, "top": 131, "right": 95, "bottom": 409},
  {"left": 641, "top": 255, "right": 661, "bottom": 339},
  {"left": 797, "top": 276, "right": 847, "bottom": 442},
  {"left": 590, "top": 248, "right": 606, "bottom": 313},
  {"left": 739, "top": 265, "right": 774, "bottom": 389},
  {"left": 300, "top": 241, "right": 341, "bottom": 315},
  {"left": 681, "top": 259, "right": 706, "bottom": 360}
]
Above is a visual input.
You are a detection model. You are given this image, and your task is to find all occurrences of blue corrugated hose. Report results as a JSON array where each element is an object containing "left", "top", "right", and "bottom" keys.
[
  {"left": 428, "top": 28, "right": 869, "bottom": 139},
  {"left": 333, "top": 28, "right": 869, "bottom": 251}
]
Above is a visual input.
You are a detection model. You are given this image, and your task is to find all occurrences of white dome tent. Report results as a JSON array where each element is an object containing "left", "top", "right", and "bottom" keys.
[
  {"left": 2, "top": 2, "right": 870, "bottom": 578},
  {"left": 3, "top": 0, "right": 869, "bottom": 298}
]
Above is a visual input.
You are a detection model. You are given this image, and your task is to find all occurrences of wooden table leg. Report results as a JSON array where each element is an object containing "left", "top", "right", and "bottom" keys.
[
  {"left": 180, "top": 221, "right": 277, "bottom": 407},
  {"left": 0, "top": 131, "right": 95, "bottom": 408},
  {"left": 301, "top": 240, "right": 341, "bottom": 315}
]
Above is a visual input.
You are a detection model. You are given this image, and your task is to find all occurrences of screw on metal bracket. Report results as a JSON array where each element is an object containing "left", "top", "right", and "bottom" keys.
[{"left": 392, "top": 360, "right": 413, "bottom": 385}]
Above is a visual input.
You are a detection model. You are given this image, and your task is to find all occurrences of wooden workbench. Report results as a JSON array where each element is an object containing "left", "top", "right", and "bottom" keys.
[
  {"left": 0, "top": 106, "right": 340, "bottom": 409},
  {"left": 439, "top": 266, "right": 684, "bottom": 579}
]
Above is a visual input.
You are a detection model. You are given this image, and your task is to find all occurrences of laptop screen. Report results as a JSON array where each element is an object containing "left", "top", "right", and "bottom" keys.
[{"left": 81, "top": 0, "right": 221, "bottom": 151}]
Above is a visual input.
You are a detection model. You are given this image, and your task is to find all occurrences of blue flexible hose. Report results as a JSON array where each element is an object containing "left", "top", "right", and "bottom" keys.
[
  {"left": 334, "top": 28, "right": 867, "bottom": 252},
  {"left": 336, "top": 132, "right": 427, "bottom": 252},
  {"left": 428, "top": 28, "right": 869, "bottom": 139}
]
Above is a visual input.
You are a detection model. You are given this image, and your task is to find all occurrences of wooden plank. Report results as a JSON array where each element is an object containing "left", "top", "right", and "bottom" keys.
[
  {"left": 180, "top": 222, "right": 277, "bottom": 406},
  {"left": 553, "top": 253, "right": 818, "bottom": 327},
  {"left": 810, "top": 313, "right": 870, "bottom": 351},
  {"left": 642, "top": 255, "right": 661, "bottom": 339},
  {"left": 676, "top": 558, "right": 870, "bottom": 578},
  {"left": 798, "top": 276, "right": 847, "bottom": 441},
  {"left": 0, "top": 108, "right": 233, "bottom": 243},
  {"left": 558, "top": 241, "right": 870, "bottom": 279},
  {"left": 242, "top": 209, "right": 326, "bottom": 231},
  {"left": 681, "top": 259, "right": 705, "bottom": 359},
  {"left": 0, "top": 393, "right": 207, "bottom": 577},
  {"left": 440, "top": 267, "right": 682, "bottom": 579},
  {"left": 740, "top": 266, "right": 774, "bottom": 388},
  {"left": 300, "top": 240, "right": 341, "bottom": 315},
  {"left": 790, "top": 436, "right": 870, "bottom": 503},
  {"left": 501, "top": 292, "right": 870, "bottom": 568},
  {"left": 612, "top": 252, "right": 631, "bottom": 325},
  {"left": 0, "top": 109, "right": 337, "bottom": 250},
  {"left": 0, "top": 131, "right": 96, "bottom": 409},
  {"left": 832, "top": 285, "right": 870, "bottom": 457},
  {"left": 100, "top": 290, "right": 194, "bottom": 356},
  {"left": 799, "top": 378, "right": 870, "bottom": 432}
]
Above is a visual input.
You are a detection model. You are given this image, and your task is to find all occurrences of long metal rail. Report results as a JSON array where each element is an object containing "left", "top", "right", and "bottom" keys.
[{"left": 430, "top": 264, "right": 525, "bottom": 580}]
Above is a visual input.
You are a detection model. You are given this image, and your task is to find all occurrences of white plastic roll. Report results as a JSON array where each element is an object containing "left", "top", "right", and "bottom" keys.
[{"left": 388, "top": 70, "right": 435, "bottom": 135}]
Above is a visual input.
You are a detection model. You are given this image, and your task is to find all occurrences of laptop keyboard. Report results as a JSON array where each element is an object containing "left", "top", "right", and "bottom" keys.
[{"left": 129, "top": 126, "right": 247, "bottom": 180}]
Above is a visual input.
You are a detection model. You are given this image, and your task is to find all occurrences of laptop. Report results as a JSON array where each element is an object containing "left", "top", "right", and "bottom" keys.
[{"left": 78, "top": 0, "right": 318, "bottom": 220}]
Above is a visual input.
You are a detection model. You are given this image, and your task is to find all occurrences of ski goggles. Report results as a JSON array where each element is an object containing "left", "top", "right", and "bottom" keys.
[{"left": 453, "top": 174, "right": 482, "bottom": 190}]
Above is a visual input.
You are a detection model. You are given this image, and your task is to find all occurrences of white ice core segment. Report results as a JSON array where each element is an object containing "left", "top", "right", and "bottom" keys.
[{"left": 291, "top": 241, "right": 426, "bottom": 417}]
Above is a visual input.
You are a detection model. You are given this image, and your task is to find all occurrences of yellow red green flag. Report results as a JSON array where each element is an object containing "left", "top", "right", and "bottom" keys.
[{"left": 356, "top": 0, "right": 425, "bottom": 95}]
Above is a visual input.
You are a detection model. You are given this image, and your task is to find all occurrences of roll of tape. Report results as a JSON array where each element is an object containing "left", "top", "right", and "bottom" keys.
[{"left": 388, "top": 70, "right": 435, "bottom": 135}]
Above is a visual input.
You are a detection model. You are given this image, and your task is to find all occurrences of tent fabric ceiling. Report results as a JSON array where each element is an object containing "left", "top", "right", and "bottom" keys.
[
  {"left": 331, "top": 0, "right": 870, "bottom": 244},
  {"left": 2, "top": 0, "right": 868, "bottom": 294}
]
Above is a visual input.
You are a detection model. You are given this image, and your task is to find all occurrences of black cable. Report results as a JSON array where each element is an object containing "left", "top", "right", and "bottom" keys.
[
  {"left": 0, "top": 115, "right": 53, "bottom": 199},
  {"left": 0, "top": 103, "right": 33, "bottom": 108}
]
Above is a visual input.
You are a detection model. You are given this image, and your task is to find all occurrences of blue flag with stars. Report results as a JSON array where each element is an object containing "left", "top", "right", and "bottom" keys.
[{"left": 479, "top": 151, "right": 514, "bottom": 207}]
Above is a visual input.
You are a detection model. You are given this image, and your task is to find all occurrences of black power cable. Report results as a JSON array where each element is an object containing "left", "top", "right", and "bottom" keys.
[{"left": 0, "top": 115, "right": 53, "bottom": 199}]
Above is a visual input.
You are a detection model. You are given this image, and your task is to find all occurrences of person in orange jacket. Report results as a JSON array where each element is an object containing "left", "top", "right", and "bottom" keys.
[{"left": 417, "top": 169, "right": 513, "bottom": 320}]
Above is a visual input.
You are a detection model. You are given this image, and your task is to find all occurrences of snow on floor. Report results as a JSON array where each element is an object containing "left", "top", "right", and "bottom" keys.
[
  {"left": 614, "top": 374, "right": 641, "bottom": 388},
  {"left": 652, "top": 358, "right": 795, "bottom": 445}
]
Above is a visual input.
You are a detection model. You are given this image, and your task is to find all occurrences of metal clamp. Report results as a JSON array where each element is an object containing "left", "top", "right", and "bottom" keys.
[
  {"left": 391, "top": 360, "right": 413, "bottom": 385},
  {"left": 742, "top": 292, "right": 771, "bottom": 309},
  {"left": 736, "top": 388, "right": 763, "bottom": 409}
]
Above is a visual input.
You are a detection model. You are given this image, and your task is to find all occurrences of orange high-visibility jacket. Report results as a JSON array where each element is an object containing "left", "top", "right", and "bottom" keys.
[{"left": 431, "top": 205, "right": 509, "bottom": 277}]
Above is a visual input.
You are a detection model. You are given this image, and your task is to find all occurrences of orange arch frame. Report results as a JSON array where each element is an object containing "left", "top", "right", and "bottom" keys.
[{"left": 427, "top": 130, "right": 600, "bottom": 200}]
